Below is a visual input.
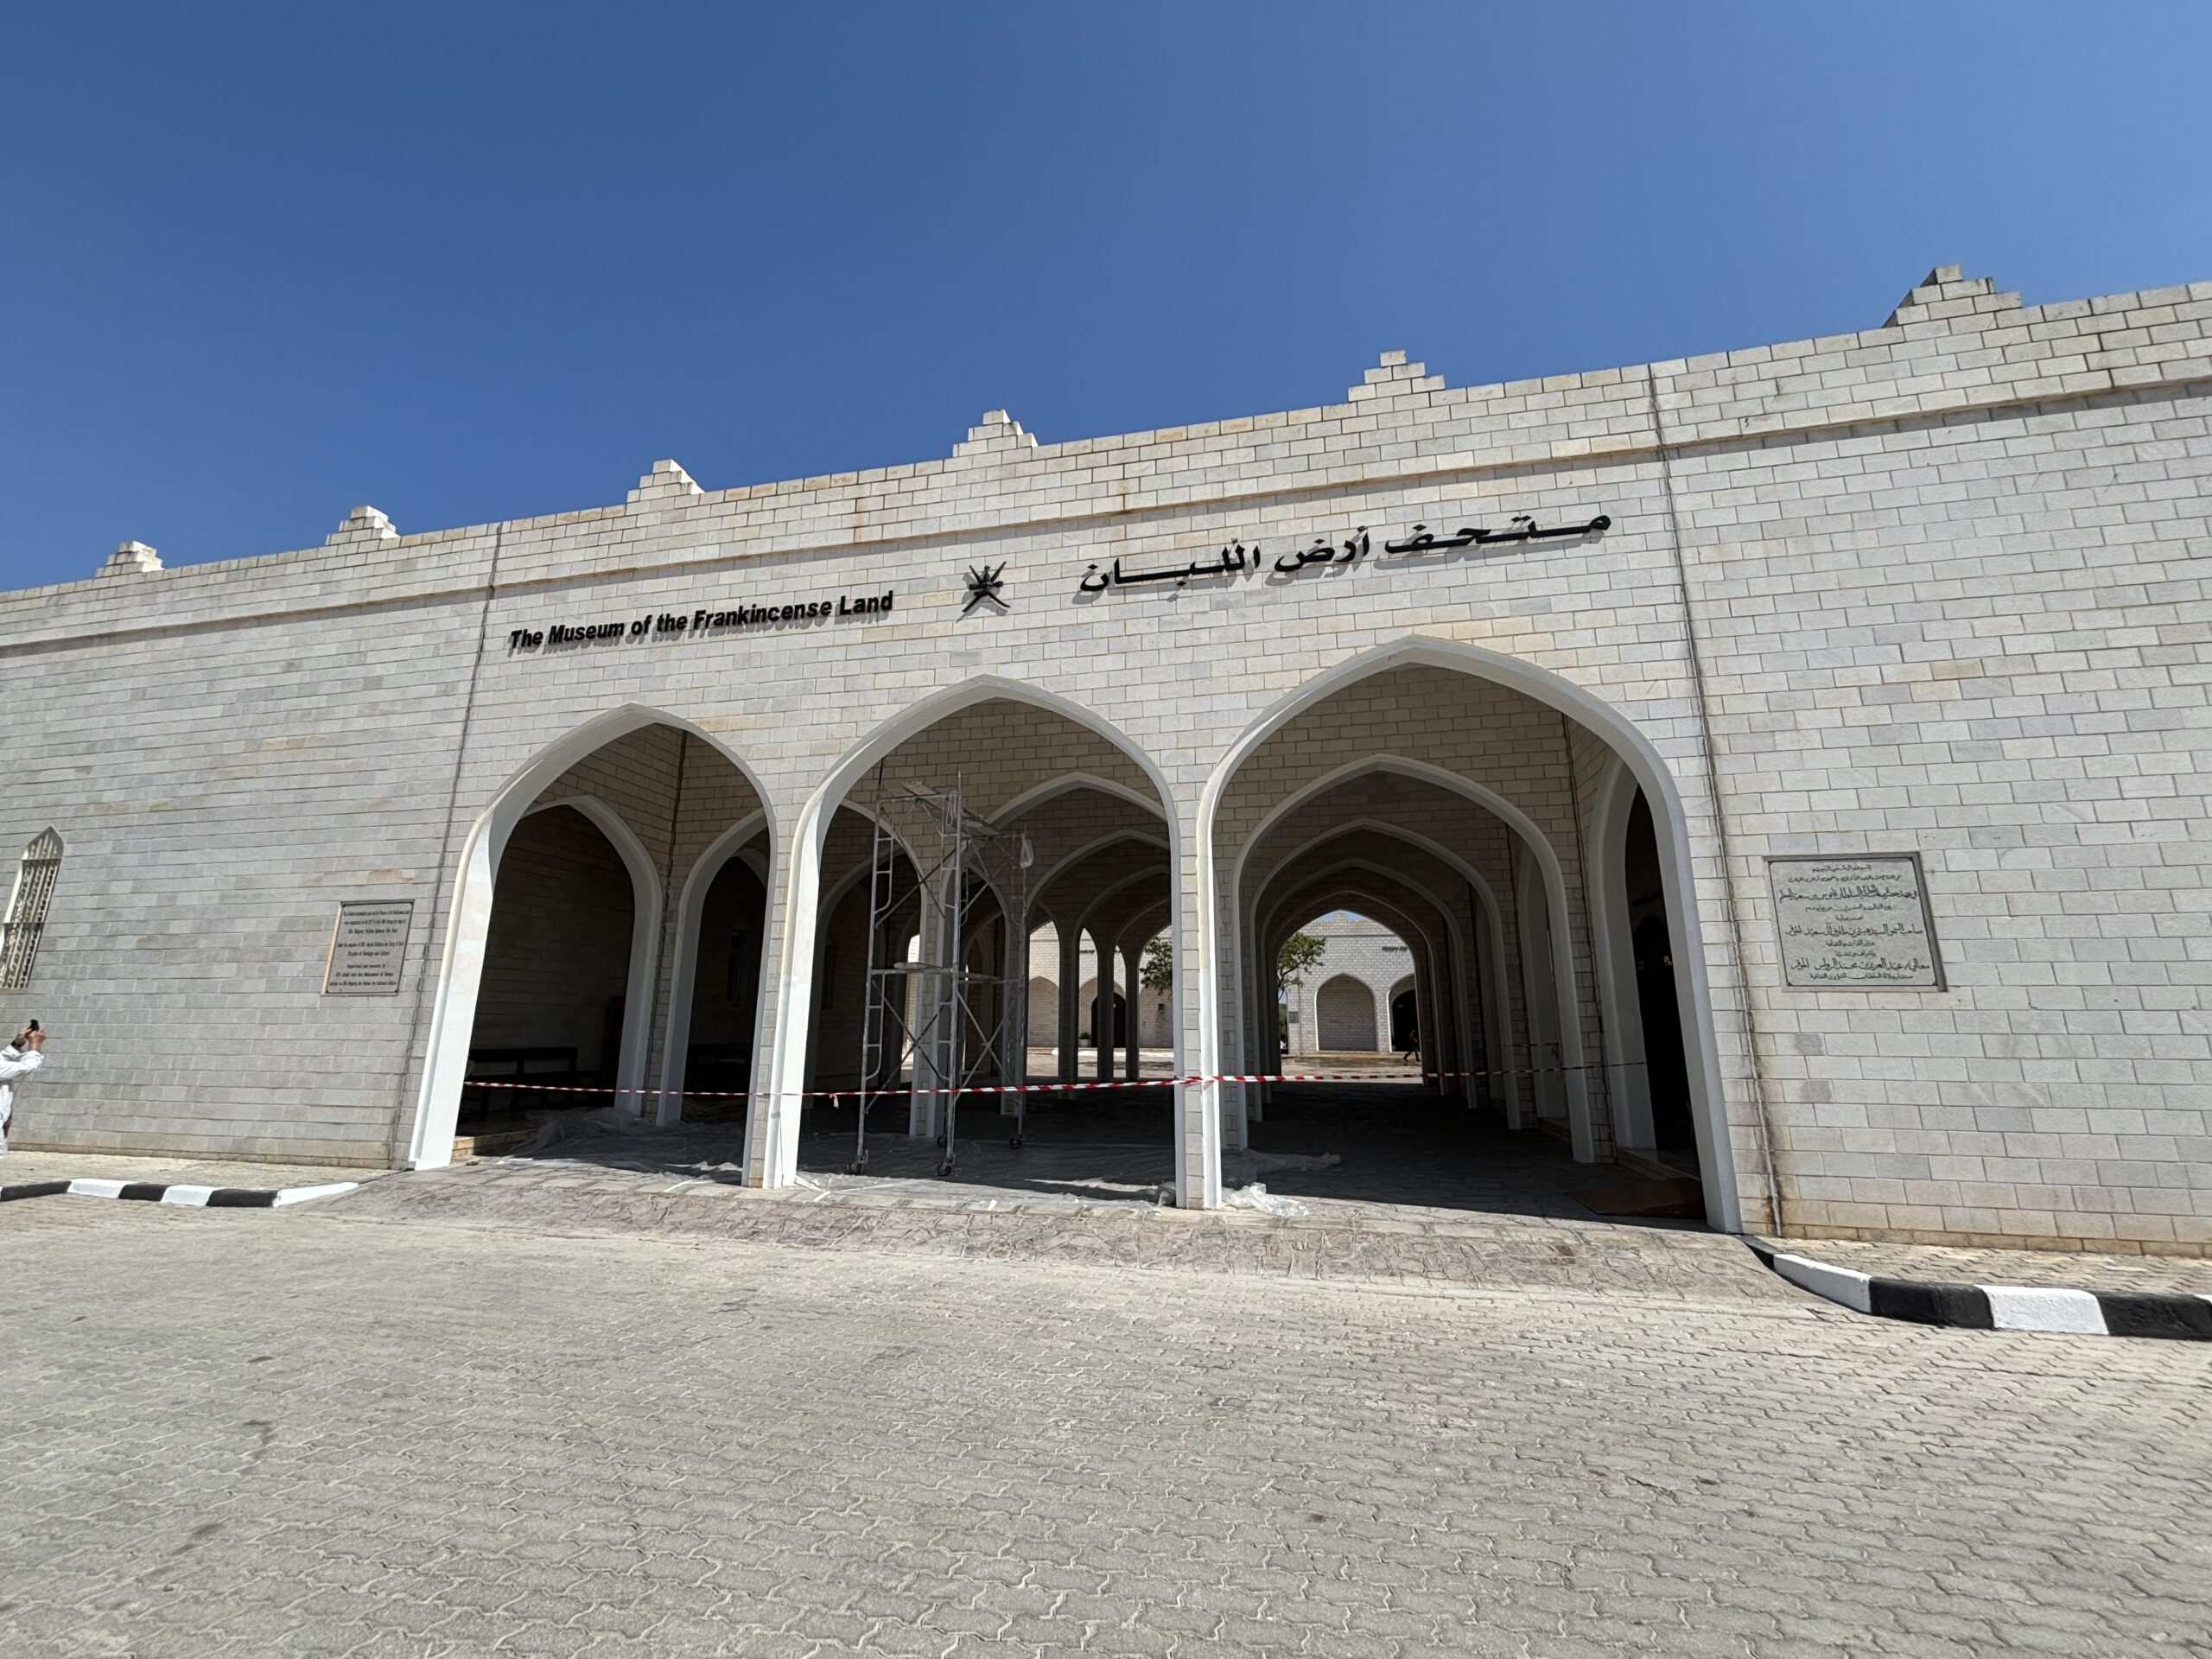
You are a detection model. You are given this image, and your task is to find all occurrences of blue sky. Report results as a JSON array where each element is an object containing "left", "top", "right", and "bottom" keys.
[{"left": 3, "top": 3, "right": 2208, "bottom": 588}]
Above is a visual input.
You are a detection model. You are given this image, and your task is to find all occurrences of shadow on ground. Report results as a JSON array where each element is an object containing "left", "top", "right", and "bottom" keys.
[{"left": 472, "top": 1080, "right": 1705, "bottom": 1233}]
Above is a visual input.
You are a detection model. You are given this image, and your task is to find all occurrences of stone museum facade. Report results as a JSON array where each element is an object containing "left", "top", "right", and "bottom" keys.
[{"left": 3, "top": 265, "right": 2207, "bottom": 1252}]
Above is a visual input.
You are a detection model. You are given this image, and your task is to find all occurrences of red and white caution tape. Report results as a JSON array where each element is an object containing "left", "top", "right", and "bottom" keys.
[{"left": 461, "top": 1056, "right": 1632, "bottom": 1103}]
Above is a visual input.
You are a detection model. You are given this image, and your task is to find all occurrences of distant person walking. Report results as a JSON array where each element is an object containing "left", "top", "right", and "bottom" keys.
[{"left": 0, "top": 1022, "right": 45, "bottom": 1156}]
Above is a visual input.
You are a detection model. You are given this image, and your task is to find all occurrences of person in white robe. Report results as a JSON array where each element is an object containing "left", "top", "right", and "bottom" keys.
[{"left": 0, "top": 1025, "right": 45, "bottom": 1156}]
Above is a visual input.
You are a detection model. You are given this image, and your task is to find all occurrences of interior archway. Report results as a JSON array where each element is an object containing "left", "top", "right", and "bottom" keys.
[
  {"left": 760, "top": 683, "right": 1181, "bottom": 1196},
  {"left": 1389, "top": 979, "right": 1419, "bottom": 1053},
  {"left": 464, "top": 803, "right": 640, "bottom": 1133},
  {"left": 1205, "top": 639, "right": 1740, "bottom": 1230},
  {"left": 410, "top": 711, "right": 772, "bottom": 1167}
]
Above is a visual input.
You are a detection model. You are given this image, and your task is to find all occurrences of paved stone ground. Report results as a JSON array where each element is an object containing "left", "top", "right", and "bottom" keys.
[
  {"left": 381, "top": 1084, "right": 1783, "bottom": 1305},
  {"left": 326, "top": 1161, "right": 1796, "bottom": 1306},
  {"left": 3, "top": 1198, "right": 2209, "bottom": 1658}
]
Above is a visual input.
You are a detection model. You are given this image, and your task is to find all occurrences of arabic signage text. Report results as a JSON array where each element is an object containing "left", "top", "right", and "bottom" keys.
[
  {"left": 1077, "top": 512, "right": 1611, "bottom": 593},
  {"left": 1769, "top": 855, "right": 1945, "bottom": 989}
]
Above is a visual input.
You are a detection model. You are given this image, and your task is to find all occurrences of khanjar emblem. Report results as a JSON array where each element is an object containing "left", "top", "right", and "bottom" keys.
[{"left": 962, "top": 561, "right": 1008, "bottom": 615}]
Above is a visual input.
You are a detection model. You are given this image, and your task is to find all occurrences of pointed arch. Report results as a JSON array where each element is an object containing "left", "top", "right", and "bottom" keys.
[
  {"left": 1031, "top": 830, "right": 1172, "bottom": 918},
  {"left": 1257, "top": 857, "right": 1468, "bottom": 1111},
  {"left": 1198, "top": 635, "right": 1742, "bottom": 1231},
  {"left": 1587, "top": 757, "right": 1656, "bottom": 1151},
  {"left": 408, "top": 705, "right": 773, "bottom": 1169},
  {"left": 991, "top": 772, "right": 1166, "bottom": 827},
  {"left": 1246, "top": 814, "right": 1509, "bottom": 1116},
  {"left": 1230, "top": 751, "right": 1593, "bottom": 1158},
  {"left": 514, "top": 794, "right": 664, "bottom": 1113},
  {"left": 658, "top": 811, "right": 770, "bottom": 1122},
  {"left": 751, "top": 675, "right": 1182, "bottom": 1195}
]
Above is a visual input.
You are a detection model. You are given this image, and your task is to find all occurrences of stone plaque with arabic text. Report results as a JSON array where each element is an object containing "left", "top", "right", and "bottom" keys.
[
  {"left": 1769, "top": 855, "right": 1943, "bottom": 989},
  {"left": 322, "top": 899, "right": 413, "bottom": 996}
]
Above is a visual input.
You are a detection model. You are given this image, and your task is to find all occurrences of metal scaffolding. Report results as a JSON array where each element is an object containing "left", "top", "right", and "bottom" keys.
[{"left": 851, "top": 768, "right": 1032, "bottom": 1177}]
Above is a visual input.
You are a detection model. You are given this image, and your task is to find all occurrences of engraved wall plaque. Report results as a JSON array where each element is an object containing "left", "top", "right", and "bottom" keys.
[
  {"left": 1768, "top": 855, "right": 1943, "bottom": 989},
  {"left": 322, "top": 899, "right": 414, "bottom": 996}
]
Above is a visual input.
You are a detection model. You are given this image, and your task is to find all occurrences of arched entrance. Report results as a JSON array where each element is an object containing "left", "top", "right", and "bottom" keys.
[
  {"left": 466, "top": 802, "right": 642, "bottom": 1128},
  {"left": 1389, "top": 980, "right": 1419, "bottom": 1053},
  {"left": 408, "top": 709, "right": 773, "bottom": 1169},
  {"left": 658, "top": 815, "right": 772, "bottom": 1124},
  {"left": 1086, "top": 986, "right": 1128, "bottom": 1049},
  {"left": 1203, "top": 639, "right": 1745, "bottom": 1231},
  {"left": 755, "top": 677, "right": 1181, "bottom": 1195}
]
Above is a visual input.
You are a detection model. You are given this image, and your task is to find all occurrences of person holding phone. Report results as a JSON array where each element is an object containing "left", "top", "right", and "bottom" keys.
[{"left": 0, "top": 1020, "right": 44, "bottom": 1156}]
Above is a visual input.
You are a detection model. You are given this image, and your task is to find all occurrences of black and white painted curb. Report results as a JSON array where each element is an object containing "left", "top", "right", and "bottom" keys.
[
  {"left": 1, "top": 1177, "right": 359, "bottom": 1209},
  {"left": 1749, "top": 1240, "right": 2212, "bottom": 1341}
]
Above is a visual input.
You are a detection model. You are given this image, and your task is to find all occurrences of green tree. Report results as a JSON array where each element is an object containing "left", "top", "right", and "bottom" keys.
[
  {"left": 1274, "top": 931, "right": 1326, "bottom": 1048},
  {"left": 1276, "top": 931, "right": 1325, "bottom": 1000},
  {"left": 1140, "top": 935, "right": 1173, "bottom": 994},
  {"left": 1138, "top": 930, "right": 1323, "bottom": 1007}
]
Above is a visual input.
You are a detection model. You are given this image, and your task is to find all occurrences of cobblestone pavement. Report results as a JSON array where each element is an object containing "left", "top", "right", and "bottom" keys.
[
  {"left": 1766, "top": 1235, "right": 2212, "bottom": 1297},
  {"left": 327, "top": 1157, "right": 1797, "bottom": 1305},
  {"left": 4, "top": 1199, "right": 2209, "bottom": 1657}
]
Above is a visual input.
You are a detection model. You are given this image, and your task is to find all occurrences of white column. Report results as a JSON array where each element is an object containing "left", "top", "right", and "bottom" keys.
[
  {"left": 1092, "top": 929, "right": 1116, "bottom": 1082},
  {"left": 1122, "top": 938, "right": 1143, "bottom": 1082},
  {"left": 1057, "top": 921, "right": 1080, "bottom": 1090},
  {"left": 1184, "top": 804, "right": 1226, "bottom": 1211},
  {"left": 1000, "top": 916, "right": 1029, "bottom": 1113},
  {"left": 1256, "top": 911, "right": 1274, "bottom": 1132},
  {"left": 745, "top": 818, "right": 813, "bottom": 1190}
]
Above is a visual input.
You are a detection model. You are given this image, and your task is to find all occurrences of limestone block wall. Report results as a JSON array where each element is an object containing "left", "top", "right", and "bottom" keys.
[
  {"left": 0, "top": 524, "right": 495, "bottom": 1165},
  {"left": 2, "top": 265, "right": 2206, "bottom": 1243}
]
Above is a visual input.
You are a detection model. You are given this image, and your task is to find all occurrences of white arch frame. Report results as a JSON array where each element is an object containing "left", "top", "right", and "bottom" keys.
[
  {"left": 1511, "top": 840, "right": 1568, "bottom": 1128},
  {"left": 1385, "top": 972, "right": 1419, "bottom": 1055},
  {"left": 753, "top": 676, "right": 1184, "bottom": 1196},
  {"left": 407, "top": 705, "right": 774, "bottom": 1170},
  {"left": 1588, "top": 757, "right": 1656, "bottom": 1151},
  {"left": 1246, "top": 814, "right": 1506, "bottom": 1127},
  {"left": 657, "top": 813, "right": 770, "bottom": 1124},
  {"left": 2, "top": 825, "right": 65, "bottom": 990},
  {"left": 1199, "top": 636, "right": 1742, "bottom": 1232}
]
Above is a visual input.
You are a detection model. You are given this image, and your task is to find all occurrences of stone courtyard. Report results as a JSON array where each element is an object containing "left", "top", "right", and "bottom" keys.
[{"left": 4, "top": 1155, "right": 2210, "bottom": 1658}]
